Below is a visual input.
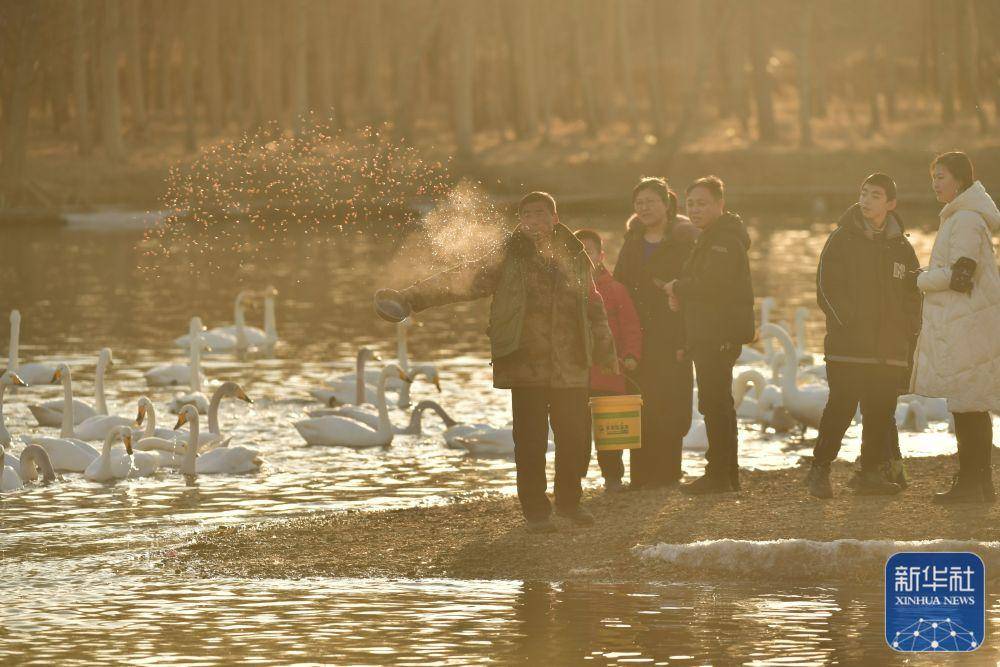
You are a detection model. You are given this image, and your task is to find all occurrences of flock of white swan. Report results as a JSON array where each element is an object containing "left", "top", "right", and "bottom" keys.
[{"left": 0, "top": 289, "right": 952, "bottom": 494}]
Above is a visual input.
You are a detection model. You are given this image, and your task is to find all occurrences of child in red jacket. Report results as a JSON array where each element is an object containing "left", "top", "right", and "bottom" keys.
[{"left": 576, "top": 229, "right": 643, "bottom": 492}]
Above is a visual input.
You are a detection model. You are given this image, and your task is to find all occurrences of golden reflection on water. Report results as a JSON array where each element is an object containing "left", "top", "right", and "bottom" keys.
[{"left": 0, "top": 214, "right": 976, "bottom": 663}]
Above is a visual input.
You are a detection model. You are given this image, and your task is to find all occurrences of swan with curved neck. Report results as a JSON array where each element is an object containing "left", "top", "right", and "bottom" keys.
[
  {"left": 4, "top": 310, "right": 60, "bottom": 386},
  {"left": 18, "top": 444, "right": 56, "bottom": 483},
  {"left": 84, "top": 425, "right": 135, "bottom": 482},
  {"left": 318, "top": 370, "right": 442, "bottom": 433},
  {"left": 21, "top": 366, "right": 100, "bottom": 472},
  {"left": 761, "top": 323, "right": 829, "bottom": 430},
  {"left": 295, "top": 364, "right": 409, "bottom": 447},
  {"left": 174, "top": 403, "right": 263, "bottom": 475},
  {"left": 29, "top": 347, "right": 114, "bottom": 427}
]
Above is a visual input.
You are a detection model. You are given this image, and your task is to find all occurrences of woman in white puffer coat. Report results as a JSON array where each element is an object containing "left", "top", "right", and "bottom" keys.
[{"left": 911, "top": 152, "right": 1000, "bottom": 504}]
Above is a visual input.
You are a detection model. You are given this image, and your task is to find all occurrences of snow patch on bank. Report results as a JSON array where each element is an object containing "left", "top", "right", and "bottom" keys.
[{"left": 636, "top": 539, "right": 1000, "bottom": 579}]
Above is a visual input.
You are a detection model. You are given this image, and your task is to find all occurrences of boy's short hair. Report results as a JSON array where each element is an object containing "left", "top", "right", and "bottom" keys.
[
  {"left": 517, "top": 191, "right": 558, "bottom": 215},
  {"left": 574, "top": 228, "right": 603, "bottom": 250},
  {"left": 862, "top": 172, "right": 897, "bottom": 201},
  {"left": 686, "top": 175, "right": 725, "bottom": 200}
]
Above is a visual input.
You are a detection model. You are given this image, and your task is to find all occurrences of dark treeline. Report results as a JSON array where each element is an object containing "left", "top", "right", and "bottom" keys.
[{"left": 2, "top": 0, "right": 1000, "bottom": 205}]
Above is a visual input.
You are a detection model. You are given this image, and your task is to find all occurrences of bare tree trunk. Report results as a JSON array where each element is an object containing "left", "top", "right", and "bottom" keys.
[
  {"left": 99, "top": 0, "right": 127, "bottom": 160},
  {"left": 247, "top": 0, "right": 264, "bottom": 127},
  {"left": 867, "top": 42, "right": 882, "bottom": 135},
  {"left": 616, "top": 0, "right": 639, "bottom": 132},
  {"left": 291, "top": 0, "right": 309, "bottom": 136},
  {"left": 361, "top": 0, "right": 382, "bottom": 126},
  {"left": 666, "top": 0, "right": 710, "bottom": 153},
  {"left": 645, "top": 0, "right": 667, "bottom": 138},
  {"left": 936, "top": 0, "right": 956, "bottom": 125},
  {"left": 509, "top": 0, "right": 539, "bottom": 137},
  {"left": 71, "top": 0, "right": 92, "bottom": 155},
  {"left": 122, "top": 0, "right": 147, "bottom": 138},
  {"left": 797, "top": 2, "right": 813, "bottom": 147},
  {"left": 959, "top": 0, "right": 989, "bottom": 132},
  {"left": 572, "top": 8, "right": 599, "bottom": 135},
  {"left": 312, "top": 0, "right": 333, "bottom": 121},
  {"left": 202, "top": 0, "right": 223, "bottom": 133},
  {"left": 452, "top": 0, "right": 474, "bottom": 158},
  {"left": 229, "top": 7, "right": 245, "bottom": 125},
  {"left": 180, "top": 0, "right": 197, "bottom": 151},
  {"left": 748, "top": 0, "right": 777, "bottom": 143},
  {"left": 155, "top": 0, "right": 173, "bottom": 119},
  {"left": 0, "top": 4, "right": 40, "bottom": 203}
]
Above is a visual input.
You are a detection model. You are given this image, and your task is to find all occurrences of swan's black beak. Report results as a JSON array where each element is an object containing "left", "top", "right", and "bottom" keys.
[
  {"left": 237, "top": 389, "right": 253, "bottom": 404},
  {"left": 434, "top": 378, "right": 441, "bottom": 392},
  {"left": 135, "top": 406, "right": 146, "bottom": 426},
  {"left": 124, "top": 433, "right": 133, "bottom": 455},
  {"left": 8, "top": 372, "right": 27, "bottom": 387},
  {"left": 51, "top": 368, "right": 62, "bottom": 383}
]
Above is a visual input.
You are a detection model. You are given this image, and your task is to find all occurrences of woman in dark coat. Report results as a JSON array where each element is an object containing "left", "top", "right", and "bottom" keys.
[{"left": 613, "top": 177, "right": 698, "bottom": 487}]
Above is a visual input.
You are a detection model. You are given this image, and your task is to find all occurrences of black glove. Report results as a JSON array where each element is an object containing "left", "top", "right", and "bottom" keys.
[{"left": 950, "top": 257, "right": 976, "bottom": 294}]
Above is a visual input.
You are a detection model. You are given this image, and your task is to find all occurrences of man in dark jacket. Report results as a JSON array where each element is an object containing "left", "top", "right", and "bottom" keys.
[
  {"left": 806, "top": 172, "right": 921, "bottom": 498},
  {"left": 391, "top": 192, "right": 618, "bottom": 533},
  {"left": 665, "top": 176, "right": 755, "bottom": 494}
]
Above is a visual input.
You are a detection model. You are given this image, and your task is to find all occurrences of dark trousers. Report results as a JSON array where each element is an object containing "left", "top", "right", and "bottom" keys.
[
  {"left": 813, "top": 362, "right": 904, "bottom": 470},
  {"left": 629, "top": 349, "right": 694, "bottom": 486},
  {"left": 691, "top": 344, "right": 740, "bottom": 479},
  {"left": 511, "top": 386, "right": 590, "bottom": 521},
  {"left": 586, "top": 390, "right": 637, "bottom": 483},
  {"left": 953, "top": 411, "right": 993, "bottom": 473}
]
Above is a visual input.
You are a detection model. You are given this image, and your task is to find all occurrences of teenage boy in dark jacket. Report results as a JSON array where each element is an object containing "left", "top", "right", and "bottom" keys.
[
  {"left": 390, "top": 192, "right": 618, "bottom": 533},
  {"left": 806, "top": 173, "right": 921, "bottom": 498},
  {"left": 664, "top": 176, "right": 755, "bottom": 494}
]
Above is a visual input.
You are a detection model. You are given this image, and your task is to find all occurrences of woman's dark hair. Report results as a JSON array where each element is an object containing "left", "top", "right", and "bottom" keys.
[
  {"left": 631, "top": 176, "right": 678, "bottom": 220},
  {"left": 931, "top": 152, "right": 975, "bottom": 193}
]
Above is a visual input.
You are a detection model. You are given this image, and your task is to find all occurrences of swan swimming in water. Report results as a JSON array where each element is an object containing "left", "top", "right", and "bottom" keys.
[
  {"left": 146, "top": 317, "right": 209, "bottom": 387},
  {"left": 29, "top": 347, "right": 115, "bottom": 427},
  {"left": 0, "top": 371, "right": 27, "bottom": 450},
  {"left": 23, "top": 365, "right": 99, "bottom": 472},
  {"left": 295, "top": 364, "right": 409, "bottom": 447},
  {"left": 84, "top": 425, "right": 138, "bottom": 482},
  {"left": 173, "top": 289, "right": 255, "bottom": 352},
  {"left": 761, "top": 323, "right": 829, "bottom": 430},
  {"left": 2, "top": 310, "right": 61, "bottom": 386},
  {"left": 172, "top": 404, "right": 263, "bottom": 475}
]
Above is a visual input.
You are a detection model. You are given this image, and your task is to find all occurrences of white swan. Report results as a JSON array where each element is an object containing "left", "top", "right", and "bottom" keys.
[
  {"left": 683, "top": 417, "right": 708, "bottom": 451},
  {"left": 333, "top": 319, "right": 435, "bottom": 407},
  {"left": 166, "top": 328, "right": 211, "bottom": 414},
  {"left": 0, "top": 371, "right": 27, "bottom": 449},
  {"left": 174, "top": 404, "right": 263, "bottom": 475},
  {"left": 23, "top": 365, "right": 99, "bottom": 472},
  {"left": 761, "top": 323, "right": 829, "bottom": 430},
  {"left": 237, "top": 286, "right": 278, "bottom": 349},
  {"left": 1, "top": 457, "right": 21, "bottom": 491},
  {"left": 896, "top": 400, "right": 929, "bottom": 433},
  {"left": 2, "top": 310, "right": 61, "bottom": 386},
  {"left": 295, "top": 364, "right": 408, "bottom": 447},
  {"left": 16, "top": 444, "right": 56, "bottom": 484},
  {"left": 311, "top": 347, "right": 381, "bottom": 406},
  {"left": 737, "top": 297, "right": 776, "bottom": 364},
  {"left": 147, "top": 316, "right": 209, "bottom": 387},
  {"left": 84, "top": 425, "right": 136, "bottom": 482},
  {"left": 173, "top": 289, "right": 255, "bottom": 352},
  {"left": 29, "top": 347, "right": 113, "bottom": 427},
  {"left": 793, "top": 307, "right": 818, "bottom": 365},
  {"left": 899, "top": 394, "right": 950, "bottom": 423}
]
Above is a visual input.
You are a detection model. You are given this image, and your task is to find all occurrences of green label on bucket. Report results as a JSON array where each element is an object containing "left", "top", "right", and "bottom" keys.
[
  {"left": 595, "top": 436, "right": 641, "bottom": 445},
  {"left": 594, "top": 411, "right": 640, "bottom": 419}
]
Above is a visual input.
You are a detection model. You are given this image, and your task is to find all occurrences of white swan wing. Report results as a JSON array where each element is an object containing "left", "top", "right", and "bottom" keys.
[
  {"left": 25, "top": 436, "right": 98, "bottom": 472},
  {"left": 293, "top": 416, "right": 385, "bottom": 447},
  {"left": 196, "top": 446, "right": 262, "bottom": 474}
]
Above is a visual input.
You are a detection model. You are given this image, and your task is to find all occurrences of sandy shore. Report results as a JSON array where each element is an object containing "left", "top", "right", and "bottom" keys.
[{"left": 174, "top": 455, "right": 1000, "bottom": 583}]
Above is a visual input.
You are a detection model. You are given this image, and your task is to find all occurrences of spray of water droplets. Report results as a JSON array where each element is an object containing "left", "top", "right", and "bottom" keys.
[{"left": 138, "top": 120, "right": 453, "bottom": 280}]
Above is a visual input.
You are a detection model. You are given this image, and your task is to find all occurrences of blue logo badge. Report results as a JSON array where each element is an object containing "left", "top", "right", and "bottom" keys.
[{"left": 886, "top": 552, "right": 985, "bottom": 652}]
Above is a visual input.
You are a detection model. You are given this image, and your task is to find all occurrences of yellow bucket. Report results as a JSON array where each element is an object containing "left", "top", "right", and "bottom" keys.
[{"left": 590, "top": 394, "right": 642, "bottom": 451}]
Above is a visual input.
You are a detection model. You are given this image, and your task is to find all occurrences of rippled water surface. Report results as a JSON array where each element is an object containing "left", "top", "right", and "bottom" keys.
[{"left": 1, "top": 213, "right": 993, "bottom": 663}]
